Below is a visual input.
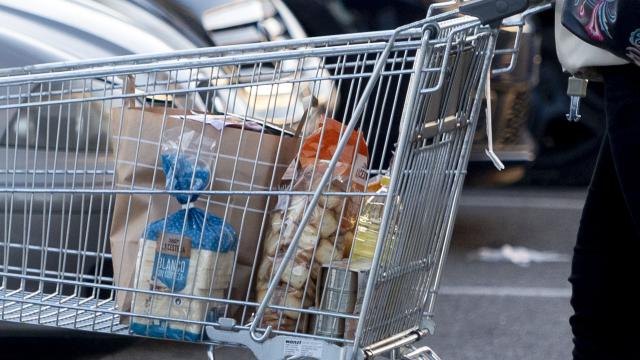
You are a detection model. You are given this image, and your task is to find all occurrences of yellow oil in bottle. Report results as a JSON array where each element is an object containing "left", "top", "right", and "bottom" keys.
[{"left": 352, "top": 176, "right": 390, "bottom": 261}]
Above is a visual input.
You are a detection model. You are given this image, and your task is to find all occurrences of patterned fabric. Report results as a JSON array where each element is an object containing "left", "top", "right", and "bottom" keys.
[
  {"left": 571, "top": 0, "right": 618, "bottom": 42},
  {"left": 628, "top": 28, "right": 640, "bottom": 65},
  {"left": 563, "top": 0, "right": 640, "bottom": 66}
]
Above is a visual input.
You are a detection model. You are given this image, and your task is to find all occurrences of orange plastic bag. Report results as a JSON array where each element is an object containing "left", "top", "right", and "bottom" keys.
[
  {"left": 299, "top": 117, "right": 369, "bottom": 190},
  {"left": 255, "top": 118, "right": 369, "bottom": 332}
]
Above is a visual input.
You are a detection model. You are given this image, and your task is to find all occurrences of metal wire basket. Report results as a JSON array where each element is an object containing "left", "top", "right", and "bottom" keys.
[{"left": 0, "top": 1, "right": 552, "bottom": 359}]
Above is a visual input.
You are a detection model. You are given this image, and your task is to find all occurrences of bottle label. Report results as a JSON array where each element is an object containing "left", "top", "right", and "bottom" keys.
[
  {"left": 151, "top": 234, "right": 192, "bottom": 292},
  {"left": 352, "top": 153, "right": 369, "bottom": 190}
]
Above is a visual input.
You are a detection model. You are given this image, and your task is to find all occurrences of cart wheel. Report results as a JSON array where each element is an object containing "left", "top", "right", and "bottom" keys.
[{"left": 397, "top": 344, "right": 442, "bottom": 360}]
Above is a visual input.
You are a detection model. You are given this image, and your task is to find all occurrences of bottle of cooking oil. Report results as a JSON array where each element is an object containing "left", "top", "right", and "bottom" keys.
[{"left": 352, "top": 176, "right": 390, "bottom": 261}]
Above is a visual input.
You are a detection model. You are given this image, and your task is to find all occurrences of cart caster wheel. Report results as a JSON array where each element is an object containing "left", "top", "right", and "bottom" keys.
[{"left": 397, "top": 345, "right": 441, "bottom": 360}]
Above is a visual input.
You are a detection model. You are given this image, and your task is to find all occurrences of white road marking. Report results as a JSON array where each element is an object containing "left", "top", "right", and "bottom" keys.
[
  {"left": 470, "top": 245, "right": 570, "bottom": 266},
  {"left": 460, "top": 194, "right": 584, "bottom": 210},
  {"left": 439, "top": 285, "right": 571, "bottom": 298}
]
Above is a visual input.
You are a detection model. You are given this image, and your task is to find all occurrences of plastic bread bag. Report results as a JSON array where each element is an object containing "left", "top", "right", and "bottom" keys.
[
  {"left": 255, "top": 117, "right": 368, "bottom": 331},
  {"left": 131, "top": 126, "right": 238, "bottom": 341},
  {"left": 256, "top": 285, "right": 313, "bottom": 331}
]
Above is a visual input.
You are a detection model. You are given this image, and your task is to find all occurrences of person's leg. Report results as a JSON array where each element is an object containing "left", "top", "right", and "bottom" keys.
[
  {"left": 602, "top": 64, "right": 640, "bottom": 233},
  {"left": 569, "top": 135, "right": 638, "bottom": 359},
  {"left": 570, "top": 64, "right": 640, "bottom": 360}
]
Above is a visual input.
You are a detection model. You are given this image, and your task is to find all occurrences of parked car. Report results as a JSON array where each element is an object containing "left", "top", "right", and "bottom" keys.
[
  {"left": 130, "top": 0, "right": 306, "bottom": 46},
  {"left": 0, "top": 0, "right": 206, "bottom": 334}
]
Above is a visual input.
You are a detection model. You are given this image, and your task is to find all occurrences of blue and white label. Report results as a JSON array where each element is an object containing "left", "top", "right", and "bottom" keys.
[{"left": 151, "top": 234, "right": 191, "bottom": 292}]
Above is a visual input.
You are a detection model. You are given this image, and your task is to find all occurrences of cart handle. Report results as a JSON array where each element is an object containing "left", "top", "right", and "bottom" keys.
[{"left": 491, "top": 0, "right": 555, "bottom": 75}]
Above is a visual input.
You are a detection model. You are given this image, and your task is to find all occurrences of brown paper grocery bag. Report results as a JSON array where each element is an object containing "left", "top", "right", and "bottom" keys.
[{"left": 109, "top": 104, "right": 299, "bottom": 318}]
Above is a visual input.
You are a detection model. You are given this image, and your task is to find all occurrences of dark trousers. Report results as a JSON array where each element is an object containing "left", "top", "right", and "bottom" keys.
[{"left": 570, "top": 64, "right": 640, "bottom": 360}]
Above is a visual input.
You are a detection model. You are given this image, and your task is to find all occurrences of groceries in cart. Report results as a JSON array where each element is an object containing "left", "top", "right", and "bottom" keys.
[
  {"left": 256, "top": 117, "right": 368, "bottom": 332},
  {"left": 310, "top": 259, "right": 371, "bottom": 339},
  {"left": 351, "top": 175, "right": 390, "bottom": 261},
  {"left": 130, "top": 126, "right": 238, "bottom": 341},
  {"left": 109, "top": 98, "right": 300, "bottom": 325}
]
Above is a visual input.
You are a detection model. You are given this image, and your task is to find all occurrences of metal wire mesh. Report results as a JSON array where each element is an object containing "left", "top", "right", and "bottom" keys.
[{"left": 0, "top": 7, "right": 500, "bottom": 357}]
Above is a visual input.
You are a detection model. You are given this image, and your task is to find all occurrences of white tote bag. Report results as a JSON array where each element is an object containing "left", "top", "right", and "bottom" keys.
[{"left": 554, "top": 0, "right": 628, "bottom": 77}]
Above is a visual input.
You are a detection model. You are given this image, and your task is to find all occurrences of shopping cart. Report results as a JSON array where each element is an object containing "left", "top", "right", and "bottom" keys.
[{"left": 0, "top": 1, "right": 551, "bottom": 359}]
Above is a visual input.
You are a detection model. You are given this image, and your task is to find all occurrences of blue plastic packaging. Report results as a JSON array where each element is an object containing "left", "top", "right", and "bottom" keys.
[{"left": 130, "top": 127, "right": 237, "bottom": 341}]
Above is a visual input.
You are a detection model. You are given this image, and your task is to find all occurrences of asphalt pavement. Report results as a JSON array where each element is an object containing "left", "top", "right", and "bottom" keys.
[
  {"left": 0, "top": 187, "right": 584, "bottom": 360},
  {"left": 422, "top": 187, "right": 582, "bottom": 360}
]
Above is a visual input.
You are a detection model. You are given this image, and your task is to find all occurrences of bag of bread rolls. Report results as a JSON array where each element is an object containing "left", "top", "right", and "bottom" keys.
[{"left": 255, "top": 117, "right": 368, "bottom": 332}]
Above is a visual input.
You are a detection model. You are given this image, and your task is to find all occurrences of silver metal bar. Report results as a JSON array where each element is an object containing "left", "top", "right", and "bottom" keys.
[
  {"left": 364, "top": 330, "right": 426, "bottom": 359},
  {"left": 426, "top": 31, "right": 498, "bottom": 316},
  {"left": 0, "top": 30, "right": 424, "bottom": 77},
  {"left": 492, "top": 2, "right": 554, "bottom": 75},
  {"left": 350, "top": 25, "right": 433, "bottom": 356}
]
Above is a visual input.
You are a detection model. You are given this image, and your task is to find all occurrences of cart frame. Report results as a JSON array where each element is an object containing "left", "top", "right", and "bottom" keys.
[{"left": 0, "top": 1, "right": 552, "bottom": 359}]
